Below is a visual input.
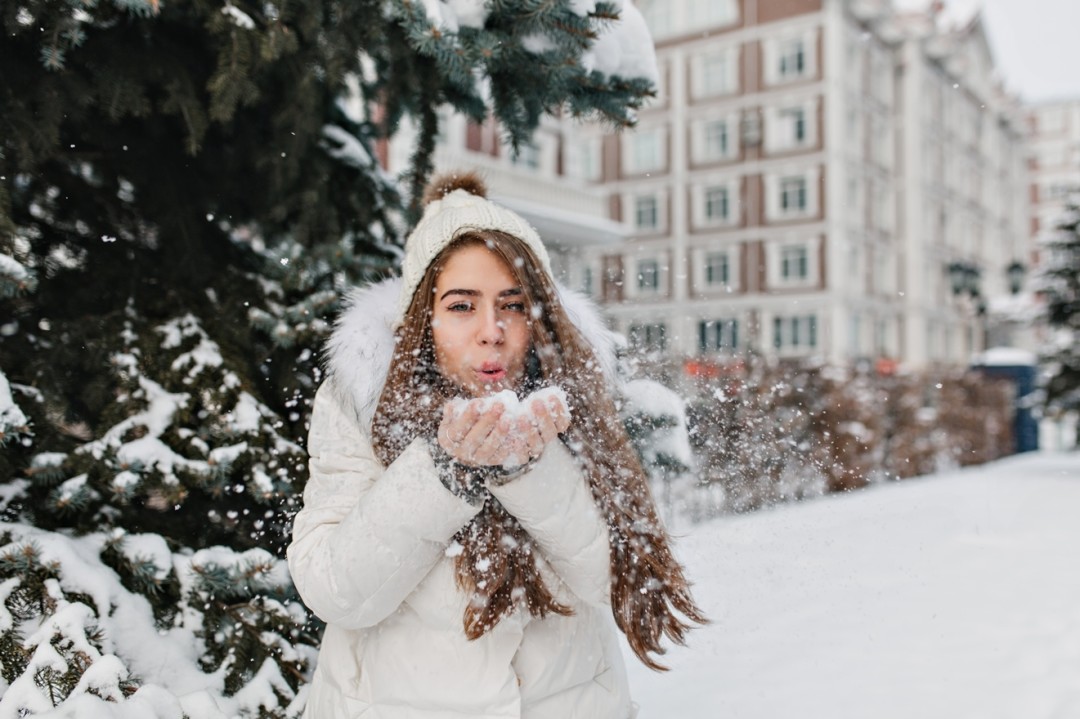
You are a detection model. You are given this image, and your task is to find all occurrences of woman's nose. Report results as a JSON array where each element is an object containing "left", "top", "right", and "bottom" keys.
[{"left": 477, "top": 307, "right": 504, "bottom": 345}]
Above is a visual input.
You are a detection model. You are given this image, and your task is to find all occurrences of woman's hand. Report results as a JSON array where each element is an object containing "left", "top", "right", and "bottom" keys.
[
  {"left": 437, "top": 394, "right": 570, "bottom": 468},
  {"left": 437, "top": 401, "right": 507, "bottom": 467},
  {"left": 517, "top": 394, "right": 570, "bottom": 463}
]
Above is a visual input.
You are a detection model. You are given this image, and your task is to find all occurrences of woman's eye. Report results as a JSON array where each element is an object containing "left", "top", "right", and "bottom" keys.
[
  {"left": 447, "top": 302, "right": 472, "bottom": 312},
  {"left": 503, "top": 302, "right": 526, "bottom": 313}
]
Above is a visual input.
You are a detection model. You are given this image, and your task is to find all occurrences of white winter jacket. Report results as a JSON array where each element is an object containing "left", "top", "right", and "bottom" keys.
[{"left": 287, "top": 279, "right": 634, "bottom": 719}]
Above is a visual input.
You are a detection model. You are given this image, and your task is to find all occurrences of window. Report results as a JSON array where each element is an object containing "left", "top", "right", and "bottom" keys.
[
  {"left": 635, "top": 195, "right": 659, "bottom": 230},
  {"left": 780, "top": 107, "right": 806, "bottom": 144},
  {"left": 694, "top": 115, "right": 740, "bottom": 162},
  {"left": 765, "top": 32, "right": 817, "bottom": 86},
  {"left": 636, "top": 259, "right": 660, "bottom": 292},
  {"left": 773, "top": 315, "right": 818, "bottom": 350},
  {"left": 780, "top": 176, "right": 807, "bottom": 213},
  {"left": 629, "top": 323, "right": 667, "bottom": 352},
  {"left": 767, "top": 237, "right": 820, "bottom": 287},
  {"left": 626, "top": 128, "right": 664, "bottom": 174},
  {"left": 692, "top": 47, "right": 739, "bottom": 99},
  {"left": 779, "top": 38, "right": 805, "bottom": 79},
  {"left": 704, "top": 120, "right": 729, "bottom": 158},
  {"left": 850, "top": 313, "right": 863, "bottom": 356},
  {"left": 699, "top": 319, "right": 739, "bottom": 352},
  {"left": 766, "top": 102, "right": 817, "bottom": 154},
  {"left": 780, "top": 245, "right": 809, "bottom": 281},
  {"left": 581, "top": 266, "right": 593, "bottom": 296},
  {"left": 705, "top": 186, "right": 730, "bottom": 222},
  {"left": 567, "top": 138, "right": 601, "bottom": 182},
  {"left": 642, "top": 0, "right": 737, "bottom": 41},
  {"left": 705, "top": 251, "right": 730, "bottom": 286},
  {"left": 702, "top": 52, "right": 732, "bottom": 96},
  {"left": 511, "top": 141, "right": 540, "bottom": 170},
  {"left": 767, "top": 169, "right": 819, "bottom": 221},
  {"left": 690, "top": 0, "right": 738, "bottom": 27}
]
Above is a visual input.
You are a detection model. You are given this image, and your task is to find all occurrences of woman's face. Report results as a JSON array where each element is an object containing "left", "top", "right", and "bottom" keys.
[{"left": 431, "top": 243, "right": 531, "bottom": 397}]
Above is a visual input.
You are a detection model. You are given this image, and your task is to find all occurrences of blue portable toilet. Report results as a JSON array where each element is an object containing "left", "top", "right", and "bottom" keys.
[{"left": 972, "top": 348, "right": 1039, "bottom": 454}]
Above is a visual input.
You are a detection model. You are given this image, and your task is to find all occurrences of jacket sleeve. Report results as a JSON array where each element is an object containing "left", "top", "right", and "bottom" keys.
[
  {"left": 287, "top": 382, "right": 483, "bottom": 630},
  {"left": 487, "top": 441, "right": 612, "bottom": 607}
]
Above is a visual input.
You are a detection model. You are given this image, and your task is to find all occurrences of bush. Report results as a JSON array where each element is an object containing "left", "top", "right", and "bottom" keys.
[{"left": 633, "top": 357, "right": 1014, "bottom": 519}]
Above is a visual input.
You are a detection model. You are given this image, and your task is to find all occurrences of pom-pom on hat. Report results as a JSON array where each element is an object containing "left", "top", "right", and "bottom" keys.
[{"left": 396, "top": 171, "right": 553, "bottom": 324}]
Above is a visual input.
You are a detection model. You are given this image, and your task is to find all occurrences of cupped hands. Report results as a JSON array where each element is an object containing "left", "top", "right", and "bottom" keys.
[{"left": 436, "top": 391, "right": 570, "bottom": 468}]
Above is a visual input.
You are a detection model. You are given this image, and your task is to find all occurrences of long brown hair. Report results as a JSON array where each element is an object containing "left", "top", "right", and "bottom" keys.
[{"left": 371, "top": 230, "right": 705, "bottom": 670}]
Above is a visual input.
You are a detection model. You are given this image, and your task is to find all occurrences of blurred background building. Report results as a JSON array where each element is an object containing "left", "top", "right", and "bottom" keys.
[
  {"left": 1027, "top": 99, "right": 1080, "bottom": 253},
  {"left": 388, "top": 0, "right": 1041, "bottom": 371}
]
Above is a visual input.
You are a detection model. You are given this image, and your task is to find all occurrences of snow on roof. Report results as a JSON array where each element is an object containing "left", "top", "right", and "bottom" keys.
[
  {"left": 974, "top": 346, "right": 1038, "bottom": 367},
  {"left": 496, "top": 194, "right": 630, "bottom": 248}
]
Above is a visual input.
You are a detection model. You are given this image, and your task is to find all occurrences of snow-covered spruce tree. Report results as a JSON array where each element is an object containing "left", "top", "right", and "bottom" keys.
[
  {"left": 619, "top": 377, "right": 696, "bottom": 526},
  {"left": 1036, "top": 195, "right": 1080, "bottom": 447},
  {"left": 0, "top": 0, "right": 655, "bottom": 715},
  {"left": 0, "top": 250, "right": 36, "bottom": 468}
]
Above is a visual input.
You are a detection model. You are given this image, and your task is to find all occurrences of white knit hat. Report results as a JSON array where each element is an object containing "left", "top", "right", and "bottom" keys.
[{"left": 395, "top": 171, "right": 553, "bottom": 324}]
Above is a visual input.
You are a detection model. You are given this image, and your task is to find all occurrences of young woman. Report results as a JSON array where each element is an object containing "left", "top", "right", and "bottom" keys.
[{"left": 288, "top": 172, "right": 705, "bottom": 719}]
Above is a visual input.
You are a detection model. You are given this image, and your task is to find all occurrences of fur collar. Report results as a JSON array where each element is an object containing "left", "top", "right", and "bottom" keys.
[{"left": 323, "top": 276, "right": 619, "bottom": 431}]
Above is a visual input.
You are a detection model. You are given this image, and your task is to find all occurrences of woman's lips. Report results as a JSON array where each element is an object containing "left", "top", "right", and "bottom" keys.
[{"left": 476, "top": 362, "right": 507, "bottom": 382}]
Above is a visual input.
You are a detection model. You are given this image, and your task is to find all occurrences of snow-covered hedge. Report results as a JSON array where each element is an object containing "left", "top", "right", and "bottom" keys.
[{"left": 623, "top": 358, "right": 1014, "bottom": 519}]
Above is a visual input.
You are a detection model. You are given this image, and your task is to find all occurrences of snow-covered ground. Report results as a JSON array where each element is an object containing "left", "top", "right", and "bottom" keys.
[{"left": 626, "top": 451, "right": 1080, "bottom": 719}]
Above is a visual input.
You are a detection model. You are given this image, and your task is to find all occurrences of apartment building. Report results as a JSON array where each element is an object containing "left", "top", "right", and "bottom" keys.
[
  {"left": 1027, "top": 99, "right": 1080, "bottom": 252},
  {"left": 383, "top": 0, "right": 1028, "bottom": 370},
  {"left": 892, "top": 8, "right": 1029, "bottom": 364},
  {"left": 383, "top": 109, "right": 631, "bottom": 286},
  {"left": 560, "top": 0, "right": 1028, "bottom": 368}
]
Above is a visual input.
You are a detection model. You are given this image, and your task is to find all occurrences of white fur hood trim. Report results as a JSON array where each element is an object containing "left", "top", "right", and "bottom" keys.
[{"left": 323, "top": 276, "right": 619, "bottom": 431}]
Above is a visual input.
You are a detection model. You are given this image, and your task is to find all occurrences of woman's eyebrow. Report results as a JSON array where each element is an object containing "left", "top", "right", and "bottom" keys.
[
  {"left": 439, "top": 287, "right": 523, "bottom": 301},
  {"left": 439, "top": 288, "right": 480, "bottom": 300}
]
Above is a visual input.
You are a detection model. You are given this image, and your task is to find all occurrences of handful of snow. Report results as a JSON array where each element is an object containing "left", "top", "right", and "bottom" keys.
[{"left": 449, "top": 386, "right": 570, "bottom": 421}]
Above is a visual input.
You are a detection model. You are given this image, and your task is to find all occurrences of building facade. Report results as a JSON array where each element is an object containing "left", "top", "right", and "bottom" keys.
[
  {"left": 1027, "top": 99, "right": 1080, "bottom": 252},
  {"left": 383, "top": 109, "right": 631, "bottom": 285},
  {"left": 892, "top": 7, "right": 1030, "bottom": 364},
  {"left": 383, "top": 0, "right": 1029, "bottom": 370},
  {"left": 563, "top": 0, "right": 1028, "bottom": 368}
]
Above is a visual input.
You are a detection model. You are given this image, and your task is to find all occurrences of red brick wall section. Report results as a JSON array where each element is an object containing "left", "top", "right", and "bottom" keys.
[
  {"left": 818, "top": 164, "right": 827, "bottom": 221},
  {"left": 750, "top": 239, "right": 766, "bottom": 293},
  {"left": 466, "top": 121, "right": 483, "bottom": 153},
  {"left": 749, "top": 174, "right": 764, "bottom": 227},
  {"left": 756, "top": 0, "right": 823, "bottom": 24},
  {"left": 605, "top": 132, "right": 619, "bottom": 182},
  {"left": 740, "top": 242, "right": 751, "bottom": 294},
  {"left": 815, "top": 95, "right": 825, "bottom": 151},
  {"left": 602, "top": 255, "right": 624, "bottom": 303},
  {"left": 818, "top": 233, "right": 827, "bottom": 291},
  {"left": 751, "top": 39, "right": 763, "bottom": 94},
  {"left": 609, "top": 193, "right": 622, "bottom": 223}
]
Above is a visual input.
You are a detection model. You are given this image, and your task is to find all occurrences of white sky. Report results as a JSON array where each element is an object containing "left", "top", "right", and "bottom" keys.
[{"left": 894, "top": 0, "right": 1080, "bottom": 102}]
